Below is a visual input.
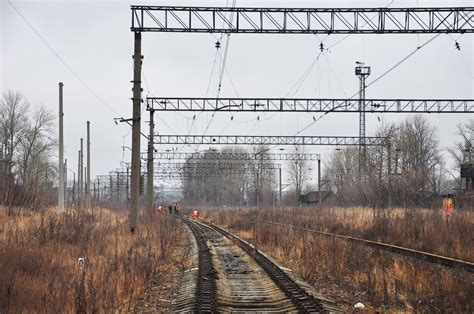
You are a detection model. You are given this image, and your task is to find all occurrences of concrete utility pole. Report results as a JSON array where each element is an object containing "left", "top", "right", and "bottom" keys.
[
  {"left": 109, "top": 175, "right": 113, "bottom": 201},
  {"left": 86, "top": 121, "right": 91, "bottom": 208},
  {"left": 97, "top": 178, "right": 100, "bottom": 202},
  {"left": 126, "top": 166, "right": 130, "bottom": 201},
  {"left": 64, "top": 159, "right": 68, "bottom": 206},
  {"left": 58, "top": 82, "right": 65, "bottom": 213},
  {"left": 116, "top": 172, "right": 120, "bottom": 201},
  {"left": 72, "top": 172, "right": 76, "bottom": 203},
  {"left": 77, "top": 150, "right": 81, "bottom": 208},
  {"left": 318, "top": 158, "right": 322, "bottom": 211},
  {"left": 130, "top": 31, "right": 142, "bottom": 233},
  {"left": 279, "top": 167, "right": 282, "bottom": 205},
  {"left": 387, "top": 139, "right": 392, "bottom": 208},
  {"left": 146, "top": 109, "right": 155, "bottom": 215},
  {"left": 79, "top": 138, "right": 84, "bottom": 209},
  {"left": 256, "top": 171, "right": 260, "bottom": 208}
]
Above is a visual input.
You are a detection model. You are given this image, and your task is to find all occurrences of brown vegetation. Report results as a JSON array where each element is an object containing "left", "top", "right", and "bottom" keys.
[
  {"left": 204, "top": 207, "right": 474, "bottom": 311},
  {"left": 0, "top": 207, "right": 186, "bottom": 312}
]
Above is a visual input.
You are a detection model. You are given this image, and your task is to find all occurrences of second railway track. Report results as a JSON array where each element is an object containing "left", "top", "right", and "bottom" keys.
[{"left": 175, "top": 218, "right": 339, "bottom": 313}]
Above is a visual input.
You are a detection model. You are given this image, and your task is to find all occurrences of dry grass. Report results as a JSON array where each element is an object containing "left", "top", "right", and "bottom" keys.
[
  {"left": 0, "top": 207, "right": 185, "bottom": 313},
  {"left": 204, "top": 207, "right": 474, "bottom": 312}
]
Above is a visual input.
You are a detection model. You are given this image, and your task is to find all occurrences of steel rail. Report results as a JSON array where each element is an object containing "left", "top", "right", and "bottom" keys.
[
  {"left": 182, "top": 219, "right": 218, "bottom": 312},
  {"left": 254, "top": 219, "right": 474, "bottom": 273},
  {"left": 201, "top": 221, "right": 327, "bottom": 312}
]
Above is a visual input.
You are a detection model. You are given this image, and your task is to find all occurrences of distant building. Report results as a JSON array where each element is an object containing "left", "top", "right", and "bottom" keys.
[
  {"left": 461, "top": 161, "right": 474, "bottom": 190},
  {"left": 299, "top": 191, "right": 337, "bottom": 206}
]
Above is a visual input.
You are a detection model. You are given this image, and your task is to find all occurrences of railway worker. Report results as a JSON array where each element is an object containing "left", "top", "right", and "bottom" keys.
[
  {"left": 175, "top": 203, "right": 181, "bottom": 215},
  {"left": 168, "top": 204, "right": 173, "bottom": 214}
]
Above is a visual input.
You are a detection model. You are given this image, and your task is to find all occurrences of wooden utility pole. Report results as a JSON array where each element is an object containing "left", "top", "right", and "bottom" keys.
[
  {"left": 58, "top": 82, "right": 65, "bottom": 213},
  {"left": 146, "top": 109, "right": 155, "bottom": 215},
  {"left": 86, "top": 121, "right": 91, "bottom": 208},
  {"left": 130, "top": 31, "right": 142, "bottom": 233}
]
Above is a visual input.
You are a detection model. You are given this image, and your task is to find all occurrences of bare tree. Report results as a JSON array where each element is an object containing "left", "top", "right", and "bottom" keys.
[
  {"left": 449, "top": 119, "right": 474, "bottom": 167},
  {"left": 287, "top": 145, "right": 310, "bottom": 202},
  {"left": 0, "top": 91, "right": 57, "bottom": 211},
  {"left": 18, "top": 106, "right": 56, "bottom": 186},
  {"left": 0, "top": 91, "right": 29, "bottom": 177},
  {"left": 325, "top": 116, "right": 443, "bottom": 208}
]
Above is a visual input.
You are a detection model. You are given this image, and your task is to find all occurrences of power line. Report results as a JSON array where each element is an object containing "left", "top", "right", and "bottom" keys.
[
  {"left": 7, "top": 0, "right": 119, "bottom": 117},
  {"left": 7, "top": 0, "right": 147, "bottom": 140}
]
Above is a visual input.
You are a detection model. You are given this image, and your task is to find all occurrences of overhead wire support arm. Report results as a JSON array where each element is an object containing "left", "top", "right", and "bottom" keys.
[
  {"left": 154, "top": 135, "right": 386, "bottom": 146},
  {"left": 131, "top": 6, "right": 474, "bottom": 34},
  {"left": 147, "top": 97, "right": 474, "bottom": 113}
]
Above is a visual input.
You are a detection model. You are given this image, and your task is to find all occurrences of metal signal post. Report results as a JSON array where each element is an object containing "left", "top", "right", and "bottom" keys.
[{"left": 355, "top": 64, "right": 371, "bottom": 178}]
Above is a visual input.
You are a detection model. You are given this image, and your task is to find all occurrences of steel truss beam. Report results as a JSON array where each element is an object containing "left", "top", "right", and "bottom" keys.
[
  {"left": 156, "top": 162, "right": 280, "bottom": 170},
  {"left": 131, "top": 6, "right": 474, "bottom": 34},
  {"left": 156, "top": 167, "right": 278, "bottom": 176},
  {"left": 154, "top": 135, "right": 385, "bottom": 146},
  {"left": 153, "top": 152, "right": 321, "bottom": 161},
  {"left": 147, "top": 97, "right": 474, "bottom": 113}
]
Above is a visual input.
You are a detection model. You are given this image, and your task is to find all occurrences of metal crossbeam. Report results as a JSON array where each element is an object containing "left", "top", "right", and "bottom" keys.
[
  {"left": 147, "top": 97, "right": 474, "bottom": 113},
  {"left": 156, "top": 162, "right": 281, "bottom": 170},
  {"left": 154, "top": 135, "right": 385, "bottom": 146},
  {"left": 131, "top": 6, "right": 474, "bottom": 34},
  {"left": 153, "top": 152, "right": 321, "bottom": 161},
  {"left": 155, "top": 174, "right": 254, "bottom": 180},
  {"left": 156, "top": 168, "right": 278, "bottom": 176}
]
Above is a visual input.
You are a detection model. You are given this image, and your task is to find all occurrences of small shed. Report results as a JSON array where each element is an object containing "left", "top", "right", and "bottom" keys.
[{"left": 299, "top": 191, "right": 337, "bottom": 206}]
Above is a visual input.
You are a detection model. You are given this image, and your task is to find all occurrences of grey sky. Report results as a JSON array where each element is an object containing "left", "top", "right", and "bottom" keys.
[{"left": 2, "top": 0, "right": 473, "bottom": 187}]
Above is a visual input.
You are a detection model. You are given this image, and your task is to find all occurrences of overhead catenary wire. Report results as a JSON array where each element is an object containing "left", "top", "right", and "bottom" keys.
[
  {"left": 194, "top": 0, "right": 238, "bottom": 154},
  {"left": 260, "top": 31, "right": 444, "bottom": 154}
]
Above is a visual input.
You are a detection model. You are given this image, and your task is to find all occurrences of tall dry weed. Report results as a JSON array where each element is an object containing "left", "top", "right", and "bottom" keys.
[{"left": 0, "top": 207, "right": 183, "bottom": 312}]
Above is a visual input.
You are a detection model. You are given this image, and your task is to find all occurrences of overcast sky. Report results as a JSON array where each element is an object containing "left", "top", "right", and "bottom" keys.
[{"left": 2, "top": 0, "right": 473, "bottom": 188}]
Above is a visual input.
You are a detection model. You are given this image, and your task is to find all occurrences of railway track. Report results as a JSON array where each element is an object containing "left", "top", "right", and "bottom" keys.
[
  {"left": 253, "top": 219, "right": 474, "bottom": 273},
  {"left": 175, "top": 218, "right": 339, "bottom": 313}
]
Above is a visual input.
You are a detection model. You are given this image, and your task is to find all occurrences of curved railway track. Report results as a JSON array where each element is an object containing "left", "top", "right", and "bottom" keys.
[{"left": 175, "top": 218, "right": 339, "bottom": 313}]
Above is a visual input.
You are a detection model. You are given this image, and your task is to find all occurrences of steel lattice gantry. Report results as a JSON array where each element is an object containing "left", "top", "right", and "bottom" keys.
[
  {"left": 156, "top": 162, "right": 281, "bottom": 170},
  {"left": 154, "top": 135, "right": 385, "bottom": 146},
  {"left": 147, "top": 97, "right": 474, "bottom": 113},
  {"left": 152, "top": 152, "right": 321, "bottom": 161},
  {"left": 156, "top": 167, "right": 279, "bottom": 177},
  {"left": 131, "top": 6, "right": 474, "bottom": 34}
]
